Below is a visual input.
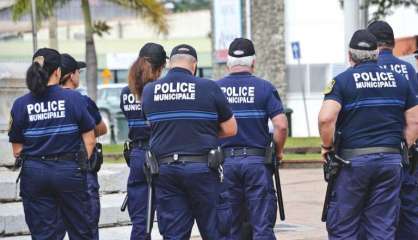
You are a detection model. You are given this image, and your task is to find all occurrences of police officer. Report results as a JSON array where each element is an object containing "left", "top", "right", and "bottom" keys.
[
  {"left": 216, "top": 38, "right": 288, "bottom": 239},
  {"left": 318, "top": 30, "right": 418, "bottom": 240},
  {"left": 57, "top": 53, "right": 107, "bottom": 240},
  {"left": 120, "top": 42, "right": 167, "bottom": 239},
  {"left": 367, "top": 21, "right": 418, "bottom": 240},
  {"left": 141, "top": 44, "right": 237, "bottom": 239},
  {"left": 8, "top": 48, "right": 96, "bottom": 239}
]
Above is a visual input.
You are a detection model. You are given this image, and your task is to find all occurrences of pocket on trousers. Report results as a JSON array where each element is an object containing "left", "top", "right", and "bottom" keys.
[{"left": 217, "top": 192, "right": 233, "bottom": 236}]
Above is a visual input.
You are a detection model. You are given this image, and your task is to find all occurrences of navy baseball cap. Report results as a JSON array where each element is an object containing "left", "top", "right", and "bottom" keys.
[
  {"left": 349, "top": 29, "right": 378, "bottom": 51},
  {"left": 139, "top": 42, "right": 167, "bottom": 67},
  {"left": 367, "top": 20, "right": 395, "bottom": 45},
  {"left": 228, "top": 38, "right": 255, "bottom": 57},
  {"left": 32, "top": 48, "right": 61, "bottom": 71},
  {"left": 60, "top": 53, "right": 86, "bottom": 77},
  {"left": 170, "top": 44, "right": 198, "bottom": 60}
]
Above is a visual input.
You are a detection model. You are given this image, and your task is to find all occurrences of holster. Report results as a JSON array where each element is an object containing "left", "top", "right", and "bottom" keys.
[
  {"left": 264, "top": 141, "right": 274, "bottom": 165},
  {"left": 13, "top": 156, "right": 23, "bottom": 171},
  {"left": 123, "top": 141, "right": 131, "bottom": 167},
  {"left": 408, "top": 144, "right": 418, "bottom": 174},
  {"left": 89, "top": 143, "right": 103, "bottom": 172},
  {"left": 144, "top": 150, "right": 159, "bottom": 181},
  {"left": 208, "top": 147, "right": 224, "bottom": 171},
  {"left": 77, "top": 144, "right": 89, "bottom": 171},
  {"left": 401, "top": 141, "right": 410, "bottom": 168}
]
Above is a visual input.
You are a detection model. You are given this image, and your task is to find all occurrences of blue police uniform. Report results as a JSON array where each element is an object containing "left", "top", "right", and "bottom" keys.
[
  {"left": 324, "top": 61, "right": 416, "bottom": 240},
  {"left": 120, "top": 86, "right": 154, "bottom": 239},
  {"left": 216, "top": 72, "right": 283, "bottom": 239},
  {"left": 142, "top": 67, "right": 233, "bottom": 239},
  {"left": 9, "top": 85, "right": 95, "bottom": 239},
  {"left": 57, "top": 95, "right": 103, "bottom": 240},
  {"left": 377, "top": 49, "right": 418, "bottom": 240}
]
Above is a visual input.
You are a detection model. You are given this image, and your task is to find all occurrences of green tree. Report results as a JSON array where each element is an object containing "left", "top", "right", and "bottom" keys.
[
  {"left": 12, "top": 0, "right": 167, "bottom": 100},
  {"left": 339, "top": 0, "right": 418, "bottom": 20}
]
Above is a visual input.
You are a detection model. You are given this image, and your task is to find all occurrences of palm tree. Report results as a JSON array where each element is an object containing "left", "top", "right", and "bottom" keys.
[{"left": 12, "top": 0, "right": 167, "bottom": 100}]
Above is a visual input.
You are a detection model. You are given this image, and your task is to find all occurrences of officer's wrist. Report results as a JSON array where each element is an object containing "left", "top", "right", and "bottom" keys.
[{"left": 321, "top": 144, "right": 333, "bottom": 150}]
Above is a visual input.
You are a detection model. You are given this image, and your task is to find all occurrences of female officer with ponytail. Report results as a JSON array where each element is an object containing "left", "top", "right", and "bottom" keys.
[
  {"left": 8, "top": 48, "right": 96, "bottom": 239},
  {"left": 119, "top": 43, "right": 167, "bottom": 239}
]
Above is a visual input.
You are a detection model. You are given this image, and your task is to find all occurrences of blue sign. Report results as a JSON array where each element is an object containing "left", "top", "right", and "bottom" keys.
[{"left": 291, "top": 41, "right": 301, "bottom": 60}]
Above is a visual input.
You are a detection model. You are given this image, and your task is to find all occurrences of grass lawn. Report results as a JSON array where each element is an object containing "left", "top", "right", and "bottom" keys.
[{"left": 284, "top": 137, "right": 321, "bottom": 148}]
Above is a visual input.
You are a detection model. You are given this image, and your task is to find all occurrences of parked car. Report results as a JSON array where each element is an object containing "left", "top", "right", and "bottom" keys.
[{"left": 96, "top": 83, "right": 128, "bottom": 144}]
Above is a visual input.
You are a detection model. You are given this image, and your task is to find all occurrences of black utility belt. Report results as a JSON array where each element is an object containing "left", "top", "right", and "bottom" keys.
[
  {"left": 223, "top": 147, "right": 266, "bottom": 158},
  {"left": 26, "top": 153, "right": 78, "bottom": 161},
  {"left": 158, "top": 154, "right": 208, "bottom": 164},
  {"left": 129, "top": 140, "right": 149, "bottom": 149},
  {"left": 340, "top": 147, "right": 400, "bottom": 160}
]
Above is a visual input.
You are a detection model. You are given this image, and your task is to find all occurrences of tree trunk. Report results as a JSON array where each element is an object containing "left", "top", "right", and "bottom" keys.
[
  {"left": 81, "top": 0, "right": 98, "bottom": 101},
  {"left": 48, "top": 12, "right": 58, "bottom": 49},
  {"left": 251, "top": 0, "right": 286, "bottom": 100}
]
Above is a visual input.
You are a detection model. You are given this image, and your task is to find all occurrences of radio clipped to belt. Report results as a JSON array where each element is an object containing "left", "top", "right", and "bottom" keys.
[
  {"left": 123, "top": 141, "right": 132, "bottom": 166},
  {"left": 208, "top": 147, "right": 225, "bottom": 182}
]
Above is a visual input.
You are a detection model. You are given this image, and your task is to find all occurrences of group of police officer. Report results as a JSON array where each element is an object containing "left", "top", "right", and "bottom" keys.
[
  {"left": 319, "top": 21, "right": 418, "bottom": 240},
  {"left": 7, "top": 18, "right": 418, "bottom": 240}
]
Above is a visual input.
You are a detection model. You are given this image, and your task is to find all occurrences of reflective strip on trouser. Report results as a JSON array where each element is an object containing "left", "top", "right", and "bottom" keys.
[
  {"left": 218, "top": 156, "right": 277, "bottom": 240},
  {"left": 155, "top": 163, "right": 220, "bottom": 240},
  {"left": 326, "top": 153, "right": 402, "bottom": 240},
  {"left": 20, "top": 159, "right": 93, "bottom": 240},
  {"left": 56, "top": 172, "right": 101, "bottom": 240},
  {"left": 128, "top": 147, "right": 155, "bottom": 240},
  {"left": 396, "top": 167, "right": 418, "bottom": 240}
]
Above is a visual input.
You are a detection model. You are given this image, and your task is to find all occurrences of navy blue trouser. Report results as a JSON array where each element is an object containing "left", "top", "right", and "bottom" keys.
[
  {"left": 128, "top": 147, "right": 155, "bottom": 240},
  {"left": 57, "top": 172, "right": 101, "bottom": 240},
  {"left": 155, "top": 162, "right": 220, "bottom": 240},
  {"left": 326, "top": 153, "right": 402, "bottom": 240},
  {"left": 218, "top": 156, "right": 277, "bottom": 240},
  {"left": 20, "top": 159, "right": 92, "bottom": 240},
  {"left": 396, "top": 168, "right": 418, "bottom": 240}
]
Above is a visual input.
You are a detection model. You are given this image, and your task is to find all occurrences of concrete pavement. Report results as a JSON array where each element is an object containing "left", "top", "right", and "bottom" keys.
[{"left": 0, "top": 168, "right": 328, "bottom": 240}]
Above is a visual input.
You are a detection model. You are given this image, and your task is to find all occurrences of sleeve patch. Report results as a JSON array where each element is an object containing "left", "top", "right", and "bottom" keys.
[{"left": 324, "top": 79, "right": 336, "bottom": 94}]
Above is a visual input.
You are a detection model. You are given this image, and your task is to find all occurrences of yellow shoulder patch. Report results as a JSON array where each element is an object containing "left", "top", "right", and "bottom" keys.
[{"left": 323, "top": 79, "right": 336, "bottom": 94}]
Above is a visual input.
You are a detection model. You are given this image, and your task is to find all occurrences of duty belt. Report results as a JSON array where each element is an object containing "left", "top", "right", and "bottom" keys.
[
  {"left": 340, "top": 147, "right": 400, "bottom": 160},
  {"left": 26, "top": 153, "right": 78, "bottom": 161},
  {"left": 158, "top": 154, "right": 208, "bottom": 164},
  {"left": 129, "top": 140, "right": 149, "bottom": 149},
  {"left": 223, "top": 147, "right": 266, "bottom": 158}
]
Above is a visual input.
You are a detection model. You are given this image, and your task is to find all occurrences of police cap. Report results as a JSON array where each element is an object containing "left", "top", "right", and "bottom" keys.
[
  {"left": 60, "top": 53, "right": 86, "bottom": 77},
  {"left": 33, "top": 48, "right": 61, "bottom": 71},
  {"left": 349, "top": 29, "right": 378, "bottom": 51},
  {"left": 367, "top": 20, "right": 395, "bottom": 45},
  {"left": 228, "top": 38, "right": 255, "bottom": 57},
  {"left": 170, "top": 44, "right": 198, "bottom": 61},
  {"left": 139, "top": 42, "right": 168, "bottom": 67}
]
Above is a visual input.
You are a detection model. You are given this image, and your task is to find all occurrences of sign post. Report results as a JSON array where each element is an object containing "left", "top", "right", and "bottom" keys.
[{"left": 291, "top": 41, "right": 311, "bottom": 136}]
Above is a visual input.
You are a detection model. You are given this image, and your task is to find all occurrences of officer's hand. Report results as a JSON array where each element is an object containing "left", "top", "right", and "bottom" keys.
[
  {"left": 276, "top": 151, "right": 284, "bottom": 162},
  {"left": 321, "top": 148, "right": 331, "bottom": 163}
]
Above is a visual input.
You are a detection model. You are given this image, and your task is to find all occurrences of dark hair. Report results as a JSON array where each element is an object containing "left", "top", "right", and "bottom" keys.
[
  {"left": 26, "top": 48, "right": 61, "bottom": 97},
  {"left": 128, "top": 57, "right": 165, "bottom": 98},
  {"left": 26, "top": 62, "right": 55, "bottom": 96}
]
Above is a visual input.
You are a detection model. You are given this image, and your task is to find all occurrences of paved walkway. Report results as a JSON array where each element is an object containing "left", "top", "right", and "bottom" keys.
[{"left": 1, "top": 168, "right": 328, "bottom": 240}]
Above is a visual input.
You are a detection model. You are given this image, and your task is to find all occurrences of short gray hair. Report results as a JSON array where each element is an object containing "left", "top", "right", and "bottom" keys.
[
  {"left": 349, "top": 48, "right": 378, "bottom": 63},
  {"left": 169, "top": 54, "right": 197, "bottom": 64},
  {"left": 227, "top": 55, "right": 255, "bottom": 68}
]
